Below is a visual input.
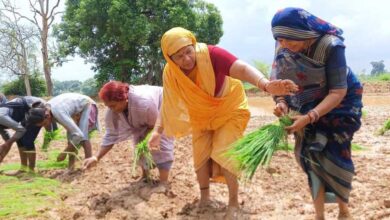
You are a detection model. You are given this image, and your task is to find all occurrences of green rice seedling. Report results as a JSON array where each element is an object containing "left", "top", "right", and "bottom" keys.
[
  {"left": 351, "top": 143, "right": 366, "bottom": 151},
  {"left": 0, "top": 175, "right": 65, "bottom": 219},
  {"left": 378, "top": 118, "right": 390, "bottom": 135},
  {"left": 131, "top": 133, "right": 155, "bottom": 181},
  {"left": 41, "top": 129, "right": 65, "bottom": 151},
  {"left": 226, "top": 115, "right": 293, "bottom": 181},
  {"left": 0, "top": 150, "right": 68, "bottom": 172}
]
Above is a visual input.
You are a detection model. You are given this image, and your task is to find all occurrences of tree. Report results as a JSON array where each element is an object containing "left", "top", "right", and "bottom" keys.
[
  {"left": 2, "top": 0, "right": 62, "bottom": 96},
  {"left": 370, "top": 60, "right": 386, "bottom": 76},
  {"left": 2, "top": 71, "right": 47, "bottom": 96},
  {"left": 53, "top": 79, "right": 82, "bottom": 95},
  {"left": 0, "top": 3, "right": 40, "bottom": 95},
  {"left": 80, "top": 78, "right": 98, "bottom": 97},
  {"left": 54, "top": 0, "right": 223, "bottom": 86}
]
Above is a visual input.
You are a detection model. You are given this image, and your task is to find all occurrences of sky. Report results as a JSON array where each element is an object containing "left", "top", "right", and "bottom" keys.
[{"left": 10, "top": 0, "right": 390, "bottom": 81}]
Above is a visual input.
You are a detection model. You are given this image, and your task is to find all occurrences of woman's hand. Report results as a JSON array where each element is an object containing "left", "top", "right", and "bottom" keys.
[
  {"left": 82, "top": 156, "right": 98, "bottom": 170},
  {"left": 148, "top": 131, "right": 161, "bottom": 152},
  {"left": 266, "top": 79, "right": 298, "bottom": 96},
  {"left": 273, "top": 102, "right": 289, "bottom": 117},
  {"left": 285, "top": 114, "right": 310, "bottom": 133}
]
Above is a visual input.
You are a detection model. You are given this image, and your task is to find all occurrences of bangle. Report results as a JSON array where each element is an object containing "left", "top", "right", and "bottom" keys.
[
  {"left": 256, "top": 75, "right": 269, "bottom": 92},
  {"left": 307, "top": 113, "right": 314, "bottom": 124},
  {"left": 276, "top": 98, "right": 287, "bottom": 105},
  {"left": 309, "top": 109, "right": 320, "bottom": 122},
  {"left": 91, "top": 156, "right": 98, "bottom": 162}
]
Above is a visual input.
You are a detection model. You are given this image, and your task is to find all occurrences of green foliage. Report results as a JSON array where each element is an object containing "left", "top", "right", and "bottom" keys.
[
  {"left": 81, "top": 78, "right": 99, "bottom": 97},
  {"left": 0, "top": 175, "right": 62, "bottom": 218},
  {"left": 359, "top": 73, "right": 390, "bottom": 82},
  {"left": 54, "top": 0, "right": 223, "bottom": 86},
  {"left": 253, "top": 60, "right": 270, "bottom": 78},
  {"left": 132, "top": 133, "right": 155, "bottom": 181},
  {"left": 0, "top": 150, "right": 68, "bottom": 218},
  {"left": 53, "top": 80, "right": 82, "bottom": 95},
  {"left": 378, "top": 118, "right": 390, "bottom": 135},
  {"left": 226, "top": 116, "right": 293, "bottom": 181},
  {"left": 0, "top": 150, "right": 68, "bottom": 172},
  {"left": 42, "top": 129, "right": 66, "bottom": 151},
  {"left": 351, "top": 143, "right": 366, "bottom": 151},
  {"left": 1, "top": 72, "right": 46, "bottom": 96}
]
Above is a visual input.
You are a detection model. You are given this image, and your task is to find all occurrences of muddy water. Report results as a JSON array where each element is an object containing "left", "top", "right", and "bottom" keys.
[{"left": 248, "top": 95, "right": 389, "bottom": 116}]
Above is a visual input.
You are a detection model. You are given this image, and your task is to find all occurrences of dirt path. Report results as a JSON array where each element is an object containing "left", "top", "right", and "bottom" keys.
[{"left": 1, "top": 95, "right": 390, "bottom": 220}]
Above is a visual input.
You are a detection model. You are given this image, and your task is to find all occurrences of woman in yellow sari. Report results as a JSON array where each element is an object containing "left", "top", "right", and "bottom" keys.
[{"left": 148, "top": 27, "right": 297, "bottom": 219}]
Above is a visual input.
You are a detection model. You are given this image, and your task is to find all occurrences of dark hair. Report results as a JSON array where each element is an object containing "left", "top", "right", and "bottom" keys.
[{"left": 26, "top": 104, "right": 47, "bottom": 126}]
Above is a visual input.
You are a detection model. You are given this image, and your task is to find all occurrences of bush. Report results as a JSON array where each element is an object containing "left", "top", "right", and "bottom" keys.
[{"left": 1, "top": 73, "right": 46, "bottom": 96}]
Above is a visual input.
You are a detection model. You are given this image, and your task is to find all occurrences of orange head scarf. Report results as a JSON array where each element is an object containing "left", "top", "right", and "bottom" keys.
[{"left": 160, "top": 27, "right": 249, "bottom": 137}]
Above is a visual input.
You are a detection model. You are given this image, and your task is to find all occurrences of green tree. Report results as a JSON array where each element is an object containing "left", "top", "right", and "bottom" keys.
[
  {"left": 370, "top": 60, "right": 386, "bottom": 76},
  {"left": 2, "top": 71, "right": 47, "bottom": 96},
  {"left": 53, "top": 80, "right": 82, "bottom": 95},
  {"left": 80, "top": 78, "right": 98, "bottom": 97},
  {"left": 253, "top": 60, "right": 270, "bottom": 78},
  {"left": 54, "top": 0, "right": 223, "bottom": 86}
]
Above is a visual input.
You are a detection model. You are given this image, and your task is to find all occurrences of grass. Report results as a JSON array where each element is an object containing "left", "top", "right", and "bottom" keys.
[
  {"left": 0, "top": 150, "right": 67, "bottom": 172},
  {"left": 358, "top": 73, "right": 390, "bottom": 82},
  {"left": 0, "top": 175, "right": 63, "bottom": 219},
  {"left": 0, "top": 150, "right": 69, "bottom": 219}
]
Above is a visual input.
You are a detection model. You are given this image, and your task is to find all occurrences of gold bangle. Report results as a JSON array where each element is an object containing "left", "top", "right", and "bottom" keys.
[{"left": 256, "top": 76, "right": 267, "bottom": 91}]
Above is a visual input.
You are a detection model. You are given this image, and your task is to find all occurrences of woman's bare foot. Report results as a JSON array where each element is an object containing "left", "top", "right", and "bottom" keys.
[
  {"left": 338, "top": 211, "right": 353, "bottom": 220},
  {"left": 138, "top": 182, "right": 168, "bottom": 200},
  {"left": 223, "top": 206, "right": 241, "bottom": 220}
]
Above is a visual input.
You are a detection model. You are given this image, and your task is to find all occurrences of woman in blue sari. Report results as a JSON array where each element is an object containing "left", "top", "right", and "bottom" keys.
[{"left": 270, "top": 8, "right": 363, "bottom": 220}]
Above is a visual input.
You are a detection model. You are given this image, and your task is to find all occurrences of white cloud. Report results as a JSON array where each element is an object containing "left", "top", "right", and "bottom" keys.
[{"left": 205, "top": 0, "right": 390, "bottom": 73}]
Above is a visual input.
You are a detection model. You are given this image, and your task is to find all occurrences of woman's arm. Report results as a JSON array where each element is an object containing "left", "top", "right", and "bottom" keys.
[
  {"left": 82, "top": 144, "right": 113, "bottom": 169},
  {"left": 229, "top": 60, "right": 298, "bottom": 95}
]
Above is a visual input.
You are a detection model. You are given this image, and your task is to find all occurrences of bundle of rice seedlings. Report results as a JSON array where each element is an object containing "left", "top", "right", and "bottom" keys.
[
  {"left": 41, "top": 129, "right": 63, "bottom": 151},
  {"left": 226, "top": 115, "right": 293, "bottom": 181},
  {"left": 131, "top": 133, "right": 155, "bottom": 180}
]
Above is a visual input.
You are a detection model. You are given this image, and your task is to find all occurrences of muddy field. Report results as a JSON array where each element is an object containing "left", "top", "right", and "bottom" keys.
[{"left": 1, "top": 92, "right": 390, "bottom": 220}]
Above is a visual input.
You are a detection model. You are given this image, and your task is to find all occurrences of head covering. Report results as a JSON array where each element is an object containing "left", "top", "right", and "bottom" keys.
[
  {"left": 161, "top": 27, "right": 195, "bottom": 56},
  {"left": 159, "top": 27, "right": 249, "bottom": 137},
  {"left": 271, "top": 7, "right": 343, "bottom": 40}
]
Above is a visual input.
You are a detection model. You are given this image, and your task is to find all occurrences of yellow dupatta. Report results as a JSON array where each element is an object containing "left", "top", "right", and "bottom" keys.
[{"left": 160, "top": 27, "right": 249, "bottom": 138}]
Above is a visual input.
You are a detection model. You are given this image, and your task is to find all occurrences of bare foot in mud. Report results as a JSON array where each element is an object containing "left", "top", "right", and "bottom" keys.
[
  {"left": 138, "top": 182, "right": 169, "bottom": 200},
  {"left": 338, "top": 211, "right": 353, "bottom": 220},
  {"left": 223, "top": 206, "right": 241, "bottom": 220},
  {"left": 197, "top": 199, "right": 225, "bottom": 213}
]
